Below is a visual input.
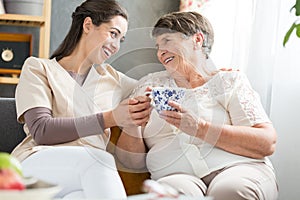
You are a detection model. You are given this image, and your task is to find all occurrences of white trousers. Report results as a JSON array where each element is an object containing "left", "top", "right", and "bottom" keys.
[
  {"left": 157, "top": 162, "right": 278, "bottom": 200},
  {"left": 21, "top": 146, "right": 127, "bottom": 199}
]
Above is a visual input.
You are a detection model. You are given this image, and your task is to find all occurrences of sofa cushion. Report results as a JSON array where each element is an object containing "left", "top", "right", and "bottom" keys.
[{"left": 0, "top": 98, "right": 26, "bottom": 153}]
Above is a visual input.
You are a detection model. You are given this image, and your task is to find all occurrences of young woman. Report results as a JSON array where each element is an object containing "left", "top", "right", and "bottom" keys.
[{"left": 11, "top": 0, "right": 151, "bottom": 199}]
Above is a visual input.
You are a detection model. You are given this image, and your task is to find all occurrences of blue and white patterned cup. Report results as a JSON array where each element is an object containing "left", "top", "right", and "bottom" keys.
[{"left": 151, "top": 87, "right": 186, "bottom": 113}]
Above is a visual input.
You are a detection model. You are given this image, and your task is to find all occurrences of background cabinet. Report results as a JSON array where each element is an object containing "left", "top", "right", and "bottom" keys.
[{"left": 0, "top": 0, "right": 51, "bottom": 84}]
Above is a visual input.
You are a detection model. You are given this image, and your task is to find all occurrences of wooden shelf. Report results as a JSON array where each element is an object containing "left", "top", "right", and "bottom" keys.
[
  {"left": 0, "top": 69, "right": 21, "bottom": 84},
  {"left": 0, "top": 14, "right": 45, "bottom": 27},
  {"left": 0, "top": 76, "right": 19, "bottom": 84},
  {"left": 0, "top": 0, "right": 51, "bottom": 85},
  {"left": 0, "top": 69, "right": 21, "bottom": 75}
]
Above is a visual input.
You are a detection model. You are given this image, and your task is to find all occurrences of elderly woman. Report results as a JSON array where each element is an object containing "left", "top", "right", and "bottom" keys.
[{"left": 116, "top": 11, "right": 278, "bottom": 200}]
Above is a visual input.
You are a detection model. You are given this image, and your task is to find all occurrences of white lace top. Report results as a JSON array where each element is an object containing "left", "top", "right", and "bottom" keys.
[{"left": 131, "top": 70, "right": 272, "bottom": 180}]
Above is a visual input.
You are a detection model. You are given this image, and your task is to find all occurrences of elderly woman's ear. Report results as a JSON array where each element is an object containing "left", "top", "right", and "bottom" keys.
[{"left": 193, "top": 32, "right": 204, "bottom": 50}]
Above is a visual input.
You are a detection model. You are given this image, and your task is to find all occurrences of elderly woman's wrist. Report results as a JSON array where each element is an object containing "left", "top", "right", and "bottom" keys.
[{"left": 197, "top": 119, "right": 209, "bottom": 139}]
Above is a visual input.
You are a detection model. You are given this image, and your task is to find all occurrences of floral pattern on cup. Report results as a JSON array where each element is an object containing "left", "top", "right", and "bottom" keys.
[{"left": 152, "top": 87, "right": 186, "bottom": 112}]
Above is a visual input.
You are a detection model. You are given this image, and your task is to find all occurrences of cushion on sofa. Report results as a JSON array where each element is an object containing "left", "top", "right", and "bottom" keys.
[{"left": 0, "top": 98, "right": 26, "bottom": 153}]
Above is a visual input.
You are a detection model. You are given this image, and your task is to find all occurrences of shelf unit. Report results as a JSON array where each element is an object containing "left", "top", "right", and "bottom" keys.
[{"left": 0, "top": 0, "right": 51, "bottom": 84}]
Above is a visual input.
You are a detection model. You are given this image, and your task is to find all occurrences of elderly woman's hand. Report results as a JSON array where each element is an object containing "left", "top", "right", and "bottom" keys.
[{"left": 159, "top": 101, "right": 206, "bottom": 137}]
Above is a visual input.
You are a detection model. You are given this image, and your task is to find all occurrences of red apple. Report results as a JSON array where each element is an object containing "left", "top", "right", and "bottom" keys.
[
  {"left": 0, "top": 152, "right": 22, "bottom": 176},
  {"left": 0, "top": 152, "right": 25, "bottom": 190},
  {"left": 0, "top": 168, "right": 25, "bottom": 190}
]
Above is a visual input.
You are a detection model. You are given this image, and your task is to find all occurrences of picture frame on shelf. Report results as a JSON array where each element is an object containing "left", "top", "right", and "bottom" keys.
[{"left": 0, "top": 33, "right": 32, "bottom": 74}]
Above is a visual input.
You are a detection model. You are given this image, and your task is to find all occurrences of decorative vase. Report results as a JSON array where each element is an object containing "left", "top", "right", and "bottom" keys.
[{"left": 3, "top": 0, "right": 44, "bottom": 16}]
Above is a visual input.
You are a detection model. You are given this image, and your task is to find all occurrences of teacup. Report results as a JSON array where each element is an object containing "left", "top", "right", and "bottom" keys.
[{"left": 149, "top": 87, "right": 186, "bottom": 113}]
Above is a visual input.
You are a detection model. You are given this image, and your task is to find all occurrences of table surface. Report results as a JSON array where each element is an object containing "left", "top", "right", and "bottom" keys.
[
  {"left": 53, "top": 193, "right": 213, "bottom": 200},
  {"left": 127, "top": 193, "right": 213, "bottom": 200}
]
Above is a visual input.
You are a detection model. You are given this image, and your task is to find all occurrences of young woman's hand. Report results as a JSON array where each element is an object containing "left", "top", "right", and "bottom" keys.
[{"left": 113, "top": 96, "right": 152, "bottom": 128}]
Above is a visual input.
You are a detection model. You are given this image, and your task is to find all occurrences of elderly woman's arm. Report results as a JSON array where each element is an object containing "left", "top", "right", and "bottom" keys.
[
  {"left": 115, "top": 96, "right": 150, "bottom": 169},
  {"left": 116, "top": 127, "right": 148, "bottom": 169},
  {"left": 160, "top": 101, "right": 277, "bottom": 159},
  {"left": 198, "top": 121, "right": 276, "bottom": 159}
]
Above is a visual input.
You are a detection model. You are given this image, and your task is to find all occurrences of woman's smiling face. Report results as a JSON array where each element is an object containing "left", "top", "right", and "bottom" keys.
[
  {"left": 155, "top": 32, "right": 196, "bottom": 76},
  {"left": 85, "top": 15, "right": 128, "bottom": 64}
]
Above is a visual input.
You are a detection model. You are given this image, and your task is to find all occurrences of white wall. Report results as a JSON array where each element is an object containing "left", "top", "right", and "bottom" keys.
[
  {"left": 270, "top": 81, "right": 300, "bottom": 200},
  {"left": 268, "top": 0, "right": 300, "bottom": 199}
]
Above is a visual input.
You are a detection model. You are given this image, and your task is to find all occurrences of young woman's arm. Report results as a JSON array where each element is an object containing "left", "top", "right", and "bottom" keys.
[{"left": 25, "top": 96, "right": 151, "bottom": 145}]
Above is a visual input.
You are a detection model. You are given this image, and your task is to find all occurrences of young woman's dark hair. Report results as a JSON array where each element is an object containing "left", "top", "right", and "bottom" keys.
[{"left": 50, "top": 0, "right": 128, "bottom": 61}]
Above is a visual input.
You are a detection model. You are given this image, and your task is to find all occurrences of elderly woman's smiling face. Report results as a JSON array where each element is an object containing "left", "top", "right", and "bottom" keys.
[{"left": 155, "top": 32, "right": 197, "bottom": 75}]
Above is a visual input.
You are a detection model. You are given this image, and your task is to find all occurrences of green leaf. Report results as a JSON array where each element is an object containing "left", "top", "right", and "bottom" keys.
[
  {"left": 290, "top": 0, "right": 300, "bottom": 15},
  {"left": 296, "top": 0, "right": 300, "bottom": 16},
  {"left": 283, "top": 23, "right": 296, "bottom": 46},
  {"left": 296, "top": 24, "right": 300, "bottom": 37}
]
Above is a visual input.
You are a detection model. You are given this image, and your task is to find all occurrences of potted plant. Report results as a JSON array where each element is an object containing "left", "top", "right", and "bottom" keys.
[{"left": 283, "top": 0, "right": 300, "bottom": 46}]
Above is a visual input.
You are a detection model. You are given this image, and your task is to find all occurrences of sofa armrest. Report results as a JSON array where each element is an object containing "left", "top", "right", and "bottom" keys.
[{"left": 108, "top": 126, "right": 150, "bottom": 195}]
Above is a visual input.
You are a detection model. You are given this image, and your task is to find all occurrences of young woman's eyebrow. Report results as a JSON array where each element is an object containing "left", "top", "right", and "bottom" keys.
[{"left": 111, "top": 27, "right": 121, "bottom": 34}]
